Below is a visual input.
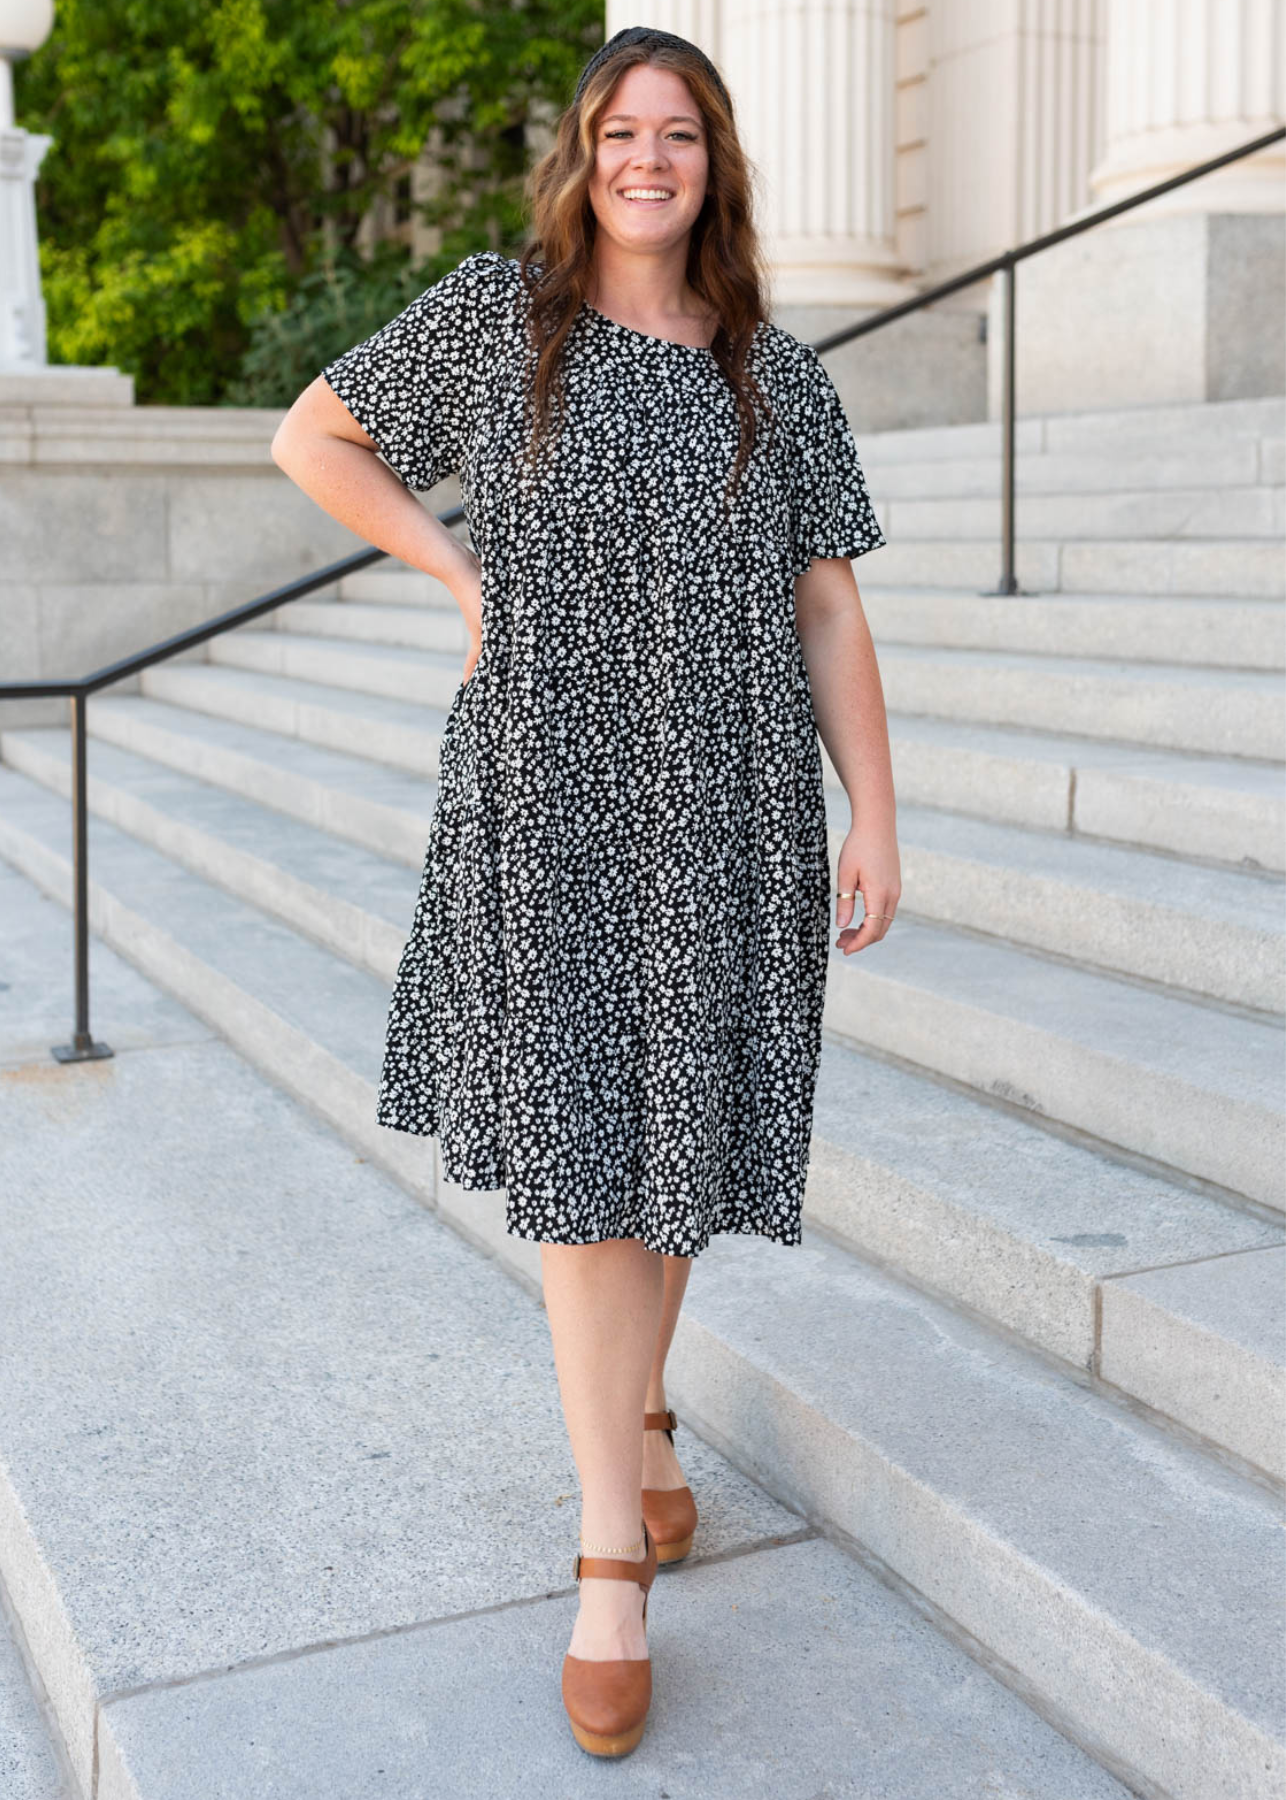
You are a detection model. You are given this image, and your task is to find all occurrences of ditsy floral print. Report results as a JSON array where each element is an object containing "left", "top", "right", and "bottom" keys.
[{"left": 322, "top": 250, "right": 885, "bottom": 1256}]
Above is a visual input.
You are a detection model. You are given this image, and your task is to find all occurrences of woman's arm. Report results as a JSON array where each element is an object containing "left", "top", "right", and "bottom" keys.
[
  {"left": 794, "top": 555, "right": 900, "bottom": 952},
  {"left": 271, "top": 376, "right": 483, "bottom": 671}
]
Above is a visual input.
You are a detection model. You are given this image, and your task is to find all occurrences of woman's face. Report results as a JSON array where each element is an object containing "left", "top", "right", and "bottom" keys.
[{"left": 587, "top": 63, "right": 710, "bottom": 253}]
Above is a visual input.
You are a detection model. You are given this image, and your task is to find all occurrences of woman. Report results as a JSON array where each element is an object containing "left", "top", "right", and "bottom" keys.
[{"left": 273, "top": 24, "right": 898, "bottom": 1760}]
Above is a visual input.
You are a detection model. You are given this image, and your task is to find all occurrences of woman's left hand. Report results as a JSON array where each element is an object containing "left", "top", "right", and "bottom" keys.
[{"left": 834, "top": 822, "right": 901, "bottom": 953}]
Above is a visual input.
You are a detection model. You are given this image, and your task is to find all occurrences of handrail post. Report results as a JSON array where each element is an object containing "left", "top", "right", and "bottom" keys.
[
  {"left": 52, "top": 689, "right": 112, "bottom": 1064},
  {"left": 0, "top": 539, "right": 399, "bottom": 1066},
  {"left": 1001, "top": 255, "right": 1017, "bottom": 593},
  {"left": 984, "top": 254, "right": 1029, "bottom": 597}
]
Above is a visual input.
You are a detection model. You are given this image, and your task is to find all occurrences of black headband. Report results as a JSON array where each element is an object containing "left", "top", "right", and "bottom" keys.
[{"left": 572, "top": 25, "right": 731, "bottom": 113}]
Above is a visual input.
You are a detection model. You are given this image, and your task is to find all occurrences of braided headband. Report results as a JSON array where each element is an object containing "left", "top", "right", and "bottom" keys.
[{"left": 572, "top": 24, "right": 731, "bottom": 112}]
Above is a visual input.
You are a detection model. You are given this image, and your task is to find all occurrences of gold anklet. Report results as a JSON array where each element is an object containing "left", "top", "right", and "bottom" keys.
[{"left": 579, "top": 1527, "right": 645, "bottom": 1555}]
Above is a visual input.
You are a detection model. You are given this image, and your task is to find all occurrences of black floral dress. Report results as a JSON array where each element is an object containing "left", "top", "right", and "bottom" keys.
[{"left": 322, "top": 250, "right": 885, "bottom": 1257}]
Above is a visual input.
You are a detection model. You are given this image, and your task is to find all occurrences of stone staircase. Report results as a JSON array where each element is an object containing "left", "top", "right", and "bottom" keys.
[{"left": 1, "top": 392, "right": 1283, "bottom": 1799}]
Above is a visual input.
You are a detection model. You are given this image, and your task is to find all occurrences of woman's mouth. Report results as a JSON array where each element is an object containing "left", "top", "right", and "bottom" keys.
[{"left": 619, "top": 188, "right": 675, "bottom": 207}]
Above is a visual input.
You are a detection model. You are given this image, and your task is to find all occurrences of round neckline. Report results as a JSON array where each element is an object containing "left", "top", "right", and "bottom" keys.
[{"left": 580, "top": 300, "right": 718, "bottom": 355}]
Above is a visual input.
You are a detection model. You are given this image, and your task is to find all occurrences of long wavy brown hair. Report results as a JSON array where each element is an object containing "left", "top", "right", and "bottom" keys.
[{"left": 517, "top": 38, "right": 778, "bottom": 505}]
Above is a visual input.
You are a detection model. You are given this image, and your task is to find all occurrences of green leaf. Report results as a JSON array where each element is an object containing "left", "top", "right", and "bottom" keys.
[{"left": 16, "top": 0, "right": 604, "bottom": 405}]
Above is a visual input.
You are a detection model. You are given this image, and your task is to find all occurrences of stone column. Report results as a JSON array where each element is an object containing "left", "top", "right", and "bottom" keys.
[
  {"left": 0, "top": 53, "right": 53, "bottom": 369},
  {"left": 1088, "top": 0, "right": 1285, "bottom": 215},
  {"left": 719, "top": 0, "right": 905, "bottom": 307},
  {"left": 607, "top": 0, "right": 723, "bottom": 59},
  {"left": 925, "top": 0, "right": 1108, "bottom": 275},
  {"left": 1010, "top": 0, "right": 1285, "bottom": 410}
]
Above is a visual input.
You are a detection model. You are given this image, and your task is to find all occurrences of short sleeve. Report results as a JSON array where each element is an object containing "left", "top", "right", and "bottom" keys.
[
  {"left": 788, "top": 345, "right": 886, "bottom": 575},
  {"left": 321, "top": 250, "right": 506, "bottom": 493}
]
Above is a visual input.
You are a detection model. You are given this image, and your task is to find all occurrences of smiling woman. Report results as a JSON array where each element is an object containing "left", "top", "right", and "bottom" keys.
[
  {"left": 277, "top": 21, "right": 893, "bottom": 1767},
  {"left": 581, "top": 89, "right": 720, "bottom": 345}
]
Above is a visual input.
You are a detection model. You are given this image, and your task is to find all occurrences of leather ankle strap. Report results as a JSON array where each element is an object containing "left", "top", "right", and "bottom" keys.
[
  {"left": 574, "top": 1552, "right": 651, "bottom": 1585},
  {"left": 644, "top": 1408, "right": 677, "bottom": 1435}
]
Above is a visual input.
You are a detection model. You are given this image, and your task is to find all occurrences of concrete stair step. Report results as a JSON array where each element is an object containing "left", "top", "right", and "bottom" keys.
[
  {"left": 878, "top": 642, "right": 1285, "bottom": 758},
  {"left": 857, "top": 393, "right": 1283, "bottom": 464},
  {"left": 1037, "top": 393, "right": 1283, "bottom": 454},
  {"left": 139, "top": 657, "right": 1284, "bottom": 872},
  {"left": 0, "top": 724, "right": 423, "bottom": 978},
  {"left": 337, "top": 565, "right": 458, "bottom": 608},
  {"left": 873, "top": 712, "right": 1284, "bottom": 872},
  {"left": 6, "top": 705, "right": 437, "bottom": 859},
  {"left": 0, "top": 858, "right": 1140, "bottom": 1800},
  {"left": 1098, "top": 1245, "right": 1286, "bottom": 1486},
  {"left": 671, "top": 1227, "right": 1286, "bottom": 1800},
  {"left": 830, "top": 793, "right": 1286, "bottom": 1011},
  {"left": 867, "top": 438, "right": 1269, "bottom": 495},
  {"left": 823, "top": 916, "right": 1284, "bottom": 1213},
  {"left": 1, "top": 748, "right": 1280, "bottom": 1481},
  {"left": 859, "top": 587, "right": 1284, "bottom": 670},
  {"left": 278, "top": 598, "right": 468, "bottom": 653},
  {"left": 32, "top": 693, "right": 443, "bottom": 864},
  {"left": 207, "top": 627, "right": 462, "bottom": 712},
  {"left": 808, "top": 1037, "right": 1283, "bottom": 1476},
  {"left": 877, "top": 485, "right": 1284, "bottom": 541},
  {"left": 97, "top": 1533, "right": 1137, "bottom": 1800},
  {"left": 0, "top": 800, "right": 1279, "bottom": 1800},
  {"left": 860, "top": 536, "right": 1285, "bottom": 596},
  {"left": 140, "top": 662, "right": 448, "bottom": 778}
]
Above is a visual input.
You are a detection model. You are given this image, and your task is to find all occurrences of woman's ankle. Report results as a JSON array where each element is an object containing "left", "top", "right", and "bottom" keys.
[{"left": 579, "top": 1515, "right": 647, "bottom": 1560}]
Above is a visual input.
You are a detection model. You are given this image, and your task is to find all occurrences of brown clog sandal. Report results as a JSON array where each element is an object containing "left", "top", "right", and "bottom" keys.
[
  {"left": 643, "top": 1408, "right": 699, "bottom": 1564},
  {"left": 561, "top": 1518, "right": 658, "bottom": 1757}
]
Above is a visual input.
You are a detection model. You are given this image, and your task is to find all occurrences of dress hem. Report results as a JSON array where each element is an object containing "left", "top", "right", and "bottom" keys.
[
  {"left": 376, "top": 1112, "right": 807, "bottom": 1259},
  {"left": 503, "top": 1220, "right": 805, "bottom": 1257}
]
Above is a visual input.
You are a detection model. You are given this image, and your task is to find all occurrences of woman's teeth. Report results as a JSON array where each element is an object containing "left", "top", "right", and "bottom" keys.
[{"left": 621, "top": 190, "right": 674, "bottom": 203}]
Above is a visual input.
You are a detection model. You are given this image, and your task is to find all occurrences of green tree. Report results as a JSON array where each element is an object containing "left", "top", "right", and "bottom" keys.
[{"left": 17, "top": 0, "right": 601, "bottom": 405}]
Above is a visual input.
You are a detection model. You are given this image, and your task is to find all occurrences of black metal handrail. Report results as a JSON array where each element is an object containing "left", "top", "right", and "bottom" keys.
[
  {"left": 2, "top": 126, "right": 1281, "bottom": 1061},
  {"left": 0, "top": 533, "right": 460, "bottom": 1062},
  {"left": 809, "top": 123, "right": 1284, "bottom": 599}
]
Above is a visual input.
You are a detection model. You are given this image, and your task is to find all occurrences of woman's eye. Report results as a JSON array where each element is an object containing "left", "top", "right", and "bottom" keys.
[{"left": 604, "top": 130, "right": 697, "bottom": 142}]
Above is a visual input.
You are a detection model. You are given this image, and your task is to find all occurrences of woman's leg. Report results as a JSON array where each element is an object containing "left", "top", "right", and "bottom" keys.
[
  {"left": 542, "top": 1235, "right": 666, "bottom": 1659},
  {"left": 644, "top": 1254, "right": 694, "bottom": 1492}
]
